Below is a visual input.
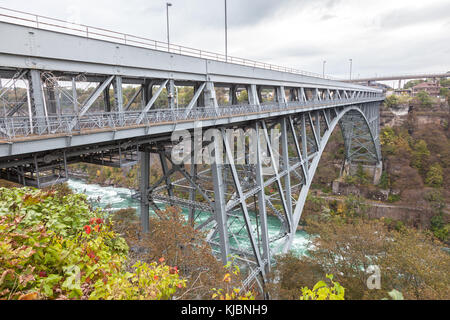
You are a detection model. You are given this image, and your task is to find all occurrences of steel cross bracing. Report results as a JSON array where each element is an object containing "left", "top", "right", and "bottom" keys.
[
  {"left": 138, "top": 105, "right": 382, "bottom": 290},
  {"left": 0, "top": 69, "right": 383, "bottom": 289},
  {"left": 0, "top": 19, "right": 384, "bottom": 290}
]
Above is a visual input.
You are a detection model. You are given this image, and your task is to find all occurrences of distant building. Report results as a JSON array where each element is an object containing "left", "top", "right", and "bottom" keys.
[
  {"left": 411, "top": 81, "right": 441, "bottom": 97},
  {"left": 393, "top": 88, "right": 412, "bottom": 96},
  {"left": 366, "top": 82, "right": 391, "bottom": 92}
]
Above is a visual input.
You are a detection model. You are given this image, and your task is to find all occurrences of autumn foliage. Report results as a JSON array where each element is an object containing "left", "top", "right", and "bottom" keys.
[{"left": 0, "top": 187, "right": 185, "bottom": 300}]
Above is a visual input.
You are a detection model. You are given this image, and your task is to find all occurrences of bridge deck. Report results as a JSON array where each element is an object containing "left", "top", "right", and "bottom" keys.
[
  {"left": 0, "top": 8, "right": 386, "bottom": 285},
  {"left": 0, "top": 97, "right": 383, "bottom": 158}
]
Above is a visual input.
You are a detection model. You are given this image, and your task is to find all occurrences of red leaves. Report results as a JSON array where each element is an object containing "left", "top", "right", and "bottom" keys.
[
  {"left": 153, "top": 275, "right": 159, "bottom": 281},
  {"left": 158, "top": 257, "right": 165, "bottom": 263},
  {"left": 87, "top": 250, "right": 95, "bottom": 260},
  {"left": 38, "top": 271, "right": 47, "bottom": 278},
  {"left": 169, "top": 266, "right": 179, "bottom": 274},
  {"left": 84, "top": 225, "right": 92, "bottom": 235},
  {"left": 87, "top": 217, "right": 103, "bottom": 233}
]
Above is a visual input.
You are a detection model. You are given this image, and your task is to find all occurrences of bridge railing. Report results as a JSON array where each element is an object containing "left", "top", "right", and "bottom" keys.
[
  {"left": 0, "top": 6, "right": 339, "bottom": 81},
  {"left": 0, "top": 96, "right": 384, "bottom": 140}
]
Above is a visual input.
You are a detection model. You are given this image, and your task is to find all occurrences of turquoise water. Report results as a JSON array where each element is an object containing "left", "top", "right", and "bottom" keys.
[{"left": 67, "top": 178, "right": 311, "bottom": 256}]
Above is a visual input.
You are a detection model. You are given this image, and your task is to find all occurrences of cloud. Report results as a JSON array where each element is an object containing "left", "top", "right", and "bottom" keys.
[
  {"left": 378, "top": 2, "right": 450, "bottom": 29},
  {"left": 0, "top": 0, "right": 447, "bottom": 79},
  {"left": 321, "top": 14, "right": 336, "bottom": 21}
]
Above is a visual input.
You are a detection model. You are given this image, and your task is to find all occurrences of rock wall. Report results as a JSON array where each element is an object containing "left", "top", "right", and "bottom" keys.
[{"left": 366, "top": 205, "right": 434, "bottom": 228}]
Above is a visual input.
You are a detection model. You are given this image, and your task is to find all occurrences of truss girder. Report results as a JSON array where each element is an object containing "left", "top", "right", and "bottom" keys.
[
  {"left": 0, "top": 66, "right": 383, "bottom": 291},
  {"left": 142, "top": 101, "right": 381, "bottom": 289}
]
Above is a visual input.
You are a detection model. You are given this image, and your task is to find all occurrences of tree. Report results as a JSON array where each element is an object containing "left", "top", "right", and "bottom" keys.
[
  {"left": 439, "top": 78, "right": 450, "bottom": 87},
  {"left": 266, "top": 253, "right": 326, "bottom": 300},
  {"left": 415, "top": 90, "right": 433, "bottom": 108},
  {"left": 110, "top": 206, "right": 234, "bottom": 299},
  {"left": 299, "top": 274, "right": 345, "bottom": 300},
  {"left": 0, "top": 187, "right": 185, "bottom": 300},
  {"left": 384, "top": 95, "right": 399, "bottom": 108},
  {"left": 425, "top": 163, "right": 443, "bottom": 187},
  {"left": 303, "top": 218, "right": 390, "bottom": 300},
  {"left": 269, "top": 216, "right": 450, "bottom": 300},
  {"left": 237, "top": 90, "right": 248, "bottom": 103},
  {"left": 404, "top": 80, "right": 424, "bottom": 89},
  {"left": 380, "top": 229, "right": 450, "bottom": 299},
  {"left": 411, "top": 140, "right": 430, "bottom": 175}
]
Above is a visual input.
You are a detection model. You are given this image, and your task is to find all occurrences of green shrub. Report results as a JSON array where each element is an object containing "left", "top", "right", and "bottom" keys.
[
  {"left": 299, "top": 274, "right": 345, "bottom": 300},
  {"left": 0, "top": 187, "right": 184, "bottom": 300}
]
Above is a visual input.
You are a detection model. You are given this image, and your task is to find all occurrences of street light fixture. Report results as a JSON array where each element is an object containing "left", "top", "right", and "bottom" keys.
[
  {"left": 349, "top": 59, "right": 353, "bottom": 80},
  {"left": 166, "top": 3, "right": 172, "bottom": 52},
  {"left": 224, "top": 0, "right": 228, "bottom": 62},
  {"left": 322, "top": 60, "right": 326, "bottom": 78}
]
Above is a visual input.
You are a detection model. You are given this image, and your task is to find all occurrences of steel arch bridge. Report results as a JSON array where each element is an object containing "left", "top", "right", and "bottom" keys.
[
  {"left": 0, "top": 9, "right": 384, "bottom": 290},
  {"left": 150, "top": 102, "right": 381, "bottom": 290}
]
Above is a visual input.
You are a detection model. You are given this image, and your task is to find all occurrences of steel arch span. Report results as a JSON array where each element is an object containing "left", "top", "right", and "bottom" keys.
[
  {"left": 148, "top": 102, "right": 382, "bottom": 290},
  {"left": 0, "top": 13, "right": 384, "bottom": 292}
]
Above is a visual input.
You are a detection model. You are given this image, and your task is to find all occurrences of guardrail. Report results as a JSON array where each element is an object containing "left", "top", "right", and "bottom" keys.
[
  {"left": 0, "top": 6, "right": 339, "bottom": 81},
  {"left": 0, "top": 96, "right": 384, "bottom": 140},
  {"left": 346, "top": 72, "right": 450, "bottom": 82}
]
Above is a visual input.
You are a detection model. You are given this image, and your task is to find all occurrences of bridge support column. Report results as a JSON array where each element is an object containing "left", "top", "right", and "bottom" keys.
[
  {"left": 28, "top": 70, "right": 48, "bottom": 135},
  {"left": 247, "top": 84, "right": 260, "bottom": 106},
  {"left": 142, "top": 80, "right": 153, "bottom": 108},
  {"left": 255, "top": 122, "right": 270, "bottom": 275},
  {"left": 140, "top": 150, "right": 150, "bottom": 233},
  {"left": 204, "top": 82, "right": 218, "bottom": 110},
  {"left": 211, "top": 143, "right": 230, "bottom": 265},
  {"left": 104, "top": 83, "right": 111, "bottom": 112},
  {"left": 341, "top": 159, "right": 383, "bottom": 185},
  {"left": 167, "top": 79, "right": 175, "bottom": 110},
  {"left": 188, "top": 157, "right": 197, "bottom": 227},
  {"left": 281, "top": 118, "right": 292, "bottom": 217},
  {"left": 276, "top": 86, "right": 287, "bottom": 103},
  {"left": 257, "top": 86, "right": 263, "bottom": 104},
  {"left": 113, "top": 76, "right": 124, "bottom": 125},
  {"left": 47, "top": 84, "right": 61, "bottom": 116},
  {"left": 230, "top": 85, "right": 238, "bottom": 105},
  {"left": 373, "top": 161, "right": 383, "bottom": 185}
]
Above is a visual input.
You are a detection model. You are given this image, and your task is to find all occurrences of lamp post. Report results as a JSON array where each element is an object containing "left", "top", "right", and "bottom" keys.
[
  {"left": 166, "top": 3, "right": 172, "bottom": 52},
  {"left": 225, "top": 0, "right": 228, "bottom": 62},
  {"left": 349, "top": 58, "right": 353, "bottom": 80},
  {"left": 322, "top": 60, "right": 326, "bottom": 78}
]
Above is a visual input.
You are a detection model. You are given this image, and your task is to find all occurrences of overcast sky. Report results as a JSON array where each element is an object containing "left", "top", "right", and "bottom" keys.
[{"left": 1, "top": 0, "right": 449, "bottom": 82}]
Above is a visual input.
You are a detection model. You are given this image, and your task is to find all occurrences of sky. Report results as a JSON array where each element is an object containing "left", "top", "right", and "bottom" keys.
[{"left": 0, "top": 0, "right": 449, "bottom": 82}]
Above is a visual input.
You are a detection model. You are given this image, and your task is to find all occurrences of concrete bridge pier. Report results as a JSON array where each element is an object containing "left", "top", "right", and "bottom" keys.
[
  {"left": 139, "top": 150, "right": 150, "bottom": 233},
  {"left": 341, "top": 159, "right": 383, "bottom": 185}
]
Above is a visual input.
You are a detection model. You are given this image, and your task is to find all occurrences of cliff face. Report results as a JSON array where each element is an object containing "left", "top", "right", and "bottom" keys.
[
  {"left": 324, "top": 101, "right": 450, "bottom": 229},
  {"left": 380, "top": 105, "right": 409, "bottom": 128},
  {"left": 365, "top": 204, "right": 435, "bottom": 228},
  {"left": 381, "top": 102, "right": 449, "bottom": 128}
]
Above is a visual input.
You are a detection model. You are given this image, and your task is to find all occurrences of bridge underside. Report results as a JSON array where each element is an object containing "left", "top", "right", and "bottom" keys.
[
  {"left": 138, "top": 103, "right": 381, "bottom": 290},
  {"left": 0, "top": 68, "right": 382, "bottom": 291},
  {"left": 0, "top": 20, "right": 384, "bottom": 290}
]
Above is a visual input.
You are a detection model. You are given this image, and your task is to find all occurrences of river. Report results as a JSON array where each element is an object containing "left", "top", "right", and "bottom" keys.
[{"left": 67, "top": 178, "right": 311, "bottom": 256}]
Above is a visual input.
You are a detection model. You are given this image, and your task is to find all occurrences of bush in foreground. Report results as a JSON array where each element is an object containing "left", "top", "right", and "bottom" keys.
[{"left": 0, "top": 187, "right": 185, "bottom": 300}]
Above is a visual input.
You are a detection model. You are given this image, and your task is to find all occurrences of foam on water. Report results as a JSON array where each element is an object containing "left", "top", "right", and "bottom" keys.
[{"left": 67, "top": 178, "right": 311, "bottom": 255}]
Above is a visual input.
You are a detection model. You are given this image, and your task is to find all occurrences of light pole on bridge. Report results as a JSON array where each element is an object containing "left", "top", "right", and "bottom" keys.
[
  {"left": 225, "top": 0, "right": 228, "bottom": 62},
  {"left": 166, "top": 2, "right": 172, "bottom": 52},
  {"left": 349, "top": 58, "right": 353, "bottom": 80},
  {"left": 322, "top": 60, "right": 326, "bottom": 78}
]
